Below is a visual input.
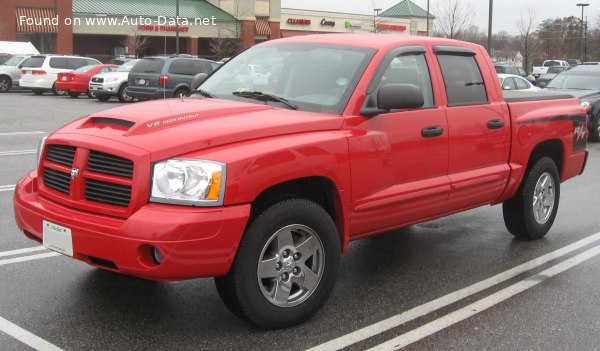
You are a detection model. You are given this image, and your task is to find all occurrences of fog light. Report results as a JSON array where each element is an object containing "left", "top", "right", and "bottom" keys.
[{"left": 151, "top": 247, "right": 163, "bottom": 265}]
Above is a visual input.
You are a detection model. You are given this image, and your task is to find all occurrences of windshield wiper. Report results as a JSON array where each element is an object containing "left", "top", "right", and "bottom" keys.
[
  {"left": 232, "top": 91, "right": 298, "bottom": 110},
  {"left": 189, "top": 89, "right": 216, "bottom": 98}
]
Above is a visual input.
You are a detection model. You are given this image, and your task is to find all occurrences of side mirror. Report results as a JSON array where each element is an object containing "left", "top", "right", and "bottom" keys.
[
  {"left": 377, "top": 84, "right": 424, "bottom": 111},
  {"left": 191, "top": 73, "right": 208, "bottom": 91},
  {"left": 538, "top": 81, "right": 547, "bottom": 88},
  {"left": 17, "top": 64, "right": 23, "bottom": 69}
]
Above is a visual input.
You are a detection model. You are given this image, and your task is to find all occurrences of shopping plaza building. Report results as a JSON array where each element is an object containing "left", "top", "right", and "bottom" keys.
[{"left": 0, "top": 0, "right": 433, "bottom": 61}]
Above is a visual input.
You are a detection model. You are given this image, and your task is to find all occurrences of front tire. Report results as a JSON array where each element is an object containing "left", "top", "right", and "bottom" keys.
[
  {"left": 503, "top": 157, "right": 560, "bottom": 240},
  {"left": 215, "top": 199, "right": 340, "bottom": 329},
  {"left": 589, "top": 113, "right": 600, "bottom": 142},
  {"left": 174, "top": 88, "right": 189, "bottom": 98}
]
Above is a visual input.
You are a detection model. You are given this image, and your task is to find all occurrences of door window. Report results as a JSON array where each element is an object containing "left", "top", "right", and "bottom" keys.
[
  {"left": 376, "top": 53, "right": 434, "bottom": 108},
  {"left": 437, "top": 54, "right": 488, "bottom": 106}
]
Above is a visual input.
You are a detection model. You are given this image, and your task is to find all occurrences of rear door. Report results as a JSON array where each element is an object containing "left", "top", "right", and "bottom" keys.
[
  {"left": 128, "top": 58, "right": 165, "bottom": 88},
  {"left": 434, "top": 46, "right": 510, "bottom": 210}
]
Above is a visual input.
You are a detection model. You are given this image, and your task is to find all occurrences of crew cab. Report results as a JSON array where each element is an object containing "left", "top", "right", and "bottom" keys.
[
  {"left": 13, "top": 35, "right": 588, "bottom": 329},
  {"left": 532, "top": 59, "right": 571, "bottom": 79}
]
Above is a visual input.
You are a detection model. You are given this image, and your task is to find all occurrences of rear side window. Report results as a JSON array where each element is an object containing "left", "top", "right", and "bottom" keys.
[
  {"left": 131, "top": 58, "right": 166, "bottom": 74},
  {"left": 22, "top": 56, "right": 45, "bottom": 68},
  {"left": 437, "top": 54, "right": 488, "bottom": 106},
  {"left": 86, "top": 58, "right": 100, "bottom": 65},
  {"left": 168, "top": 59, "right": 194, "bottom": 75},
  {"left": 49, "top": 57, "right": 69, "bottom": 69}
]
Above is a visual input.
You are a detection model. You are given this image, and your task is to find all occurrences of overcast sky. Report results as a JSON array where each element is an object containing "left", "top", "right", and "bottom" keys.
[{"left": 280, "top": 0, "right": 598, "bottom": 34}]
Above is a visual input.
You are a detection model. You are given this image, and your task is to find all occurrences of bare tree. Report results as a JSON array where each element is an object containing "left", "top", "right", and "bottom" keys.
[
  {"left": 433, "top": 0, "right": 474, "bottom": 39},
  {"left": 516, "top": 8, "right": 539, "bottom": 73},
  {"left": 209, "top": 27, "right": 239, "bottom": 58},
  {"left": 122, "top": 34, "right": 148, "bottom": 58}
]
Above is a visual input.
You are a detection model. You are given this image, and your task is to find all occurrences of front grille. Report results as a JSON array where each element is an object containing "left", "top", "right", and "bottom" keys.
[
  {"left": 41, "top": 145, "right": 135, "bottom": 209},
  {"left": 88, "top": 151, "right": 134, "bottom": 178},
  {"left": 85, "top": 179, "right": 131, "bottom": 207},
  {"left": 91, "top": 77, "right": 104, "bottom": 83},
  {"left": 46, "top": 145, "right": 75, "bottom": 166},
  {"left": 43, "top": 168, "right": 71, "bottom": 194}
]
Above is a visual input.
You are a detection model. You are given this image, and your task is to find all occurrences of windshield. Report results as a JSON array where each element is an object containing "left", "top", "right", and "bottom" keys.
[
  {"left": 3, "top": 56, "right": 24, "bottom": 66},
  {"left": 116, "top": 60, "right": 139, "bottom": 72},
  {"left": 74, "top": 65, "right": 96, "bottom": 73},
  {"left": 547, "top": 71, "right": 600, "bottom": 90},
  {"left": 196, "top": 43, "right": 376, "bottom": 114}
]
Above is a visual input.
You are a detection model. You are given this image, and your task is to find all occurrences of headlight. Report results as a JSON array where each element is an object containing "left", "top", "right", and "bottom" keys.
[
  {"left": 150, "top": 159, "right": 226, "bottom": 206},
  {"left": 36, "top": 136, "right": 48, "bottom": 166},
  {"left": 108, "top": 76, "right": 120, "bottom": 82},
  {"left": 581, "top": 101, "right": 592, "bottom": 114}
]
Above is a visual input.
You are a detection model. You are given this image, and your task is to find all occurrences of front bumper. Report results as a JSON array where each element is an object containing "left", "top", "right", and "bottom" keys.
[
  {"left": 13, "top": 171, "right": 251, "bottom": 281},
  {"left": 89, "top": 80, "right": 121, "bottom": 96}
]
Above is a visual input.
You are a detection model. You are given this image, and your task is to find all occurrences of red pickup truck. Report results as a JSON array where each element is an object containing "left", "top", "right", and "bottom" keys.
[{"left": 14, "top": 34, "right": 588, "bottom": 328}]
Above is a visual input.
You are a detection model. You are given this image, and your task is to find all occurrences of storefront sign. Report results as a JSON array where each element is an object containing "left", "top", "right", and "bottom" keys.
[
  {"left": 377, "top": 23, "right": 406, "bottom": 31},
  {"left": 344, "top": 21, "right": 362, "bottom": 29},
  {"left": 137, "top": 25, "right": 190, "bottom": 33},
  {"left": 287, "top": 18, "right": 311, "bottom": 25},
  {"left": 320, "top": 19, "right": 335, "bottom": 27}
]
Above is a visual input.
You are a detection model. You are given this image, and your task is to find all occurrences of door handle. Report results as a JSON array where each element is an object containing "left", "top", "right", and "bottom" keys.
[
  {"left": 421, "top": 126, "right": 444, "bottom": 137},
  {"left": 487, "top": 119, "right": 505, "bottom": 129}
]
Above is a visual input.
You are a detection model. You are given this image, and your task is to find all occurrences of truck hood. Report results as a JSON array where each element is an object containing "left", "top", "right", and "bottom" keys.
[{"left": 52, "top": 98, "right": 344, "bottom": 160}]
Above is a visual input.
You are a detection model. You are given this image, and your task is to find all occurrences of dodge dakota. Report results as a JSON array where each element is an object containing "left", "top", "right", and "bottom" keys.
[{"left": 14, "top": 34, "right": 588, "bottom": 329}]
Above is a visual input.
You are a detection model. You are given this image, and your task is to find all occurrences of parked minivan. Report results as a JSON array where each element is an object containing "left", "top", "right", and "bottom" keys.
[
  {"left": 127, "top": 55, "right": 218, "bottom": 100},
  {"left": 19, "top": 55, "right": 101, "bottom": 95}
]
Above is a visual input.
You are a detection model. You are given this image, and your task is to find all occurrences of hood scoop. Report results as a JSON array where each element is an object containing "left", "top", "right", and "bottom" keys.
[{"left": 84, "top": 117, "right": 135, "bottom": 130}]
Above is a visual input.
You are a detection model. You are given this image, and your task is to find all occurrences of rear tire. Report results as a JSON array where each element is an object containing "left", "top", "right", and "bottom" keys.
[
  {"left": 589, "top": 113, "right": 600, "bottom": 142},
  {"left": 117, "top": 83, "right": 133, "bottom": 103},
  {"left": 215, "top": 199, "right": 340, "bottom": 329},
  {"left": 96, "top": 95, "right": 111, "bottom": 102},
  {"left": 174, "top": 88, "right": 189, "bottom": 98},
  {"left": 0, "top": 76, "right": 11, "bottom": 92},
  {"left": 503, "top": 157, "right": 560, "bottom": 240}
]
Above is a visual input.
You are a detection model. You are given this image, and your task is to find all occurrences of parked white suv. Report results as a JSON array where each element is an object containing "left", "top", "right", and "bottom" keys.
[
  {"left": 89, "top": 59, "right": 139, "bottom": 102},
  {"left": 0, "top": 55, "right": 31, "bottom": 92},
  {"left": 19, "top": 55, "right": 101, "bottom": 95}
]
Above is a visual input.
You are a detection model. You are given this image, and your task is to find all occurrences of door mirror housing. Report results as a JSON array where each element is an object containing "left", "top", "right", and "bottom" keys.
[
  {"left": 377, "top": 83, "right": 424, "bottom": 111},
  {"left": 190, "top": 73, "right": 208, "bottom": 91}
]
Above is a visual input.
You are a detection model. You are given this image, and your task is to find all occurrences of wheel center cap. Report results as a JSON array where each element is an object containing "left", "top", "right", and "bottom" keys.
[{"left": 281, "top": 256, "right": 294, "bottom": 272}]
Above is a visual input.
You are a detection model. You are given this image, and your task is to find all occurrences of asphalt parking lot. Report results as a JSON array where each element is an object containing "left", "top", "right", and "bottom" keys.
[{"left": 1, "top": 91, "right": 600, "bottom": 351}]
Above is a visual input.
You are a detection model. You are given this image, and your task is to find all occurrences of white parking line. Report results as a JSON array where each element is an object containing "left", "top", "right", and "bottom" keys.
[
  {"left": 308, "top": 231, "right": 600, "bottom": 351},
  {"left": 369, "top": 243, "right": 600, "bottom": 350},
  {"left": 0, "top": 131, "right": 46, "bottom": 136},
  {"left": 0, "top": 316, "right": 64, "bottom": 351},
  {"left": 0, "top": 246, "right": 47, "bottom": 258},
  {"left": 0, "top": 252, "right": 61, "bottom": 266},
  {"left": 0, "top": 150, "right": 36, "bottom": 156},
  {"left": 0, "top": 185, "right": 16, "bottom": 192}
]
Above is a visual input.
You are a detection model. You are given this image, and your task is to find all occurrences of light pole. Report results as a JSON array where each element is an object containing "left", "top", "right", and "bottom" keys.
[
  {"left": 373, "top": 8, "right": 381, "bottom": 33},
  {"left": 577, "top": 3, "right": 589, "bottom": 62},
  {"left": 487, "top": 0, "right": 493, "bottom": 56},
  {"left": 175, "top": 0, "right": 180, "bottom": 54},
  {"left": 426, "top": 0, "right": 430, "bottom": 36}
]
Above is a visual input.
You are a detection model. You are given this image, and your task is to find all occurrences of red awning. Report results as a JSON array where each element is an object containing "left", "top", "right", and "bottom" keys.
[
  {"left": 255, "top": 17, "right": 271, "bottom": 36},
  {"left": 16, "top": 7, "right": 58, "bottom": 33}
]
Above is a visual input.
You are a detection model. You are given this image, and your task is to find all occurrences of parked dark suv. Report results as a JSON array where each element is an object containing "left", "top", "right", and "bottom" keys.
[{"left": 127, "top": 55, "right": 218, "bottom": 100}]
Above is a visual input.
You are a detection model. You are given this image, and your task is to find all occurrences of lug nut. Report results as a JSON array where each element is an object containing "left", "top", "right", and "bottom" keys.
[
  {"left": 282, "top": 250, "right": 290, "bottom": 258},
  {"left": 282, "top": 273, "right": 289, "bottom": 281},
  {"left": 276, "top": 262, "right": 282, "bottom": 270},
  {"left": 293, "top": 253, "right": 301, "bottom": 261},
  {"left": 293, "top": 267, "right": 300, "bottom": 275}
]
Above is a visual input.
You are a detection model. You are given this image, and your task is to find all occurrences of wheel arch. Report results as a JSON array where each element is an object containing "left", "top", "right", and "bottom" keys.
[
  {"left": 0, "top": 74, "right": 13, "bottom": 84},
  {"left": 249, "top": 176, "right": 348, "bottom": 253}
]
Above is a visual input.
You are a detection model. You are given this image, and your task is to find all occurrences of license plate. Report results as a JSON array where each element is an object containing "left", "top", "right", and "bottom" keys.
[
  {"left": 43, "top": 220, "right": 73, "bottom": 256},
  {"left": 61, "top": 76, "right": 67, "bottom": 81},
  {"left": 138, "top": 79, "right": 146, "bottom": 85}
]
